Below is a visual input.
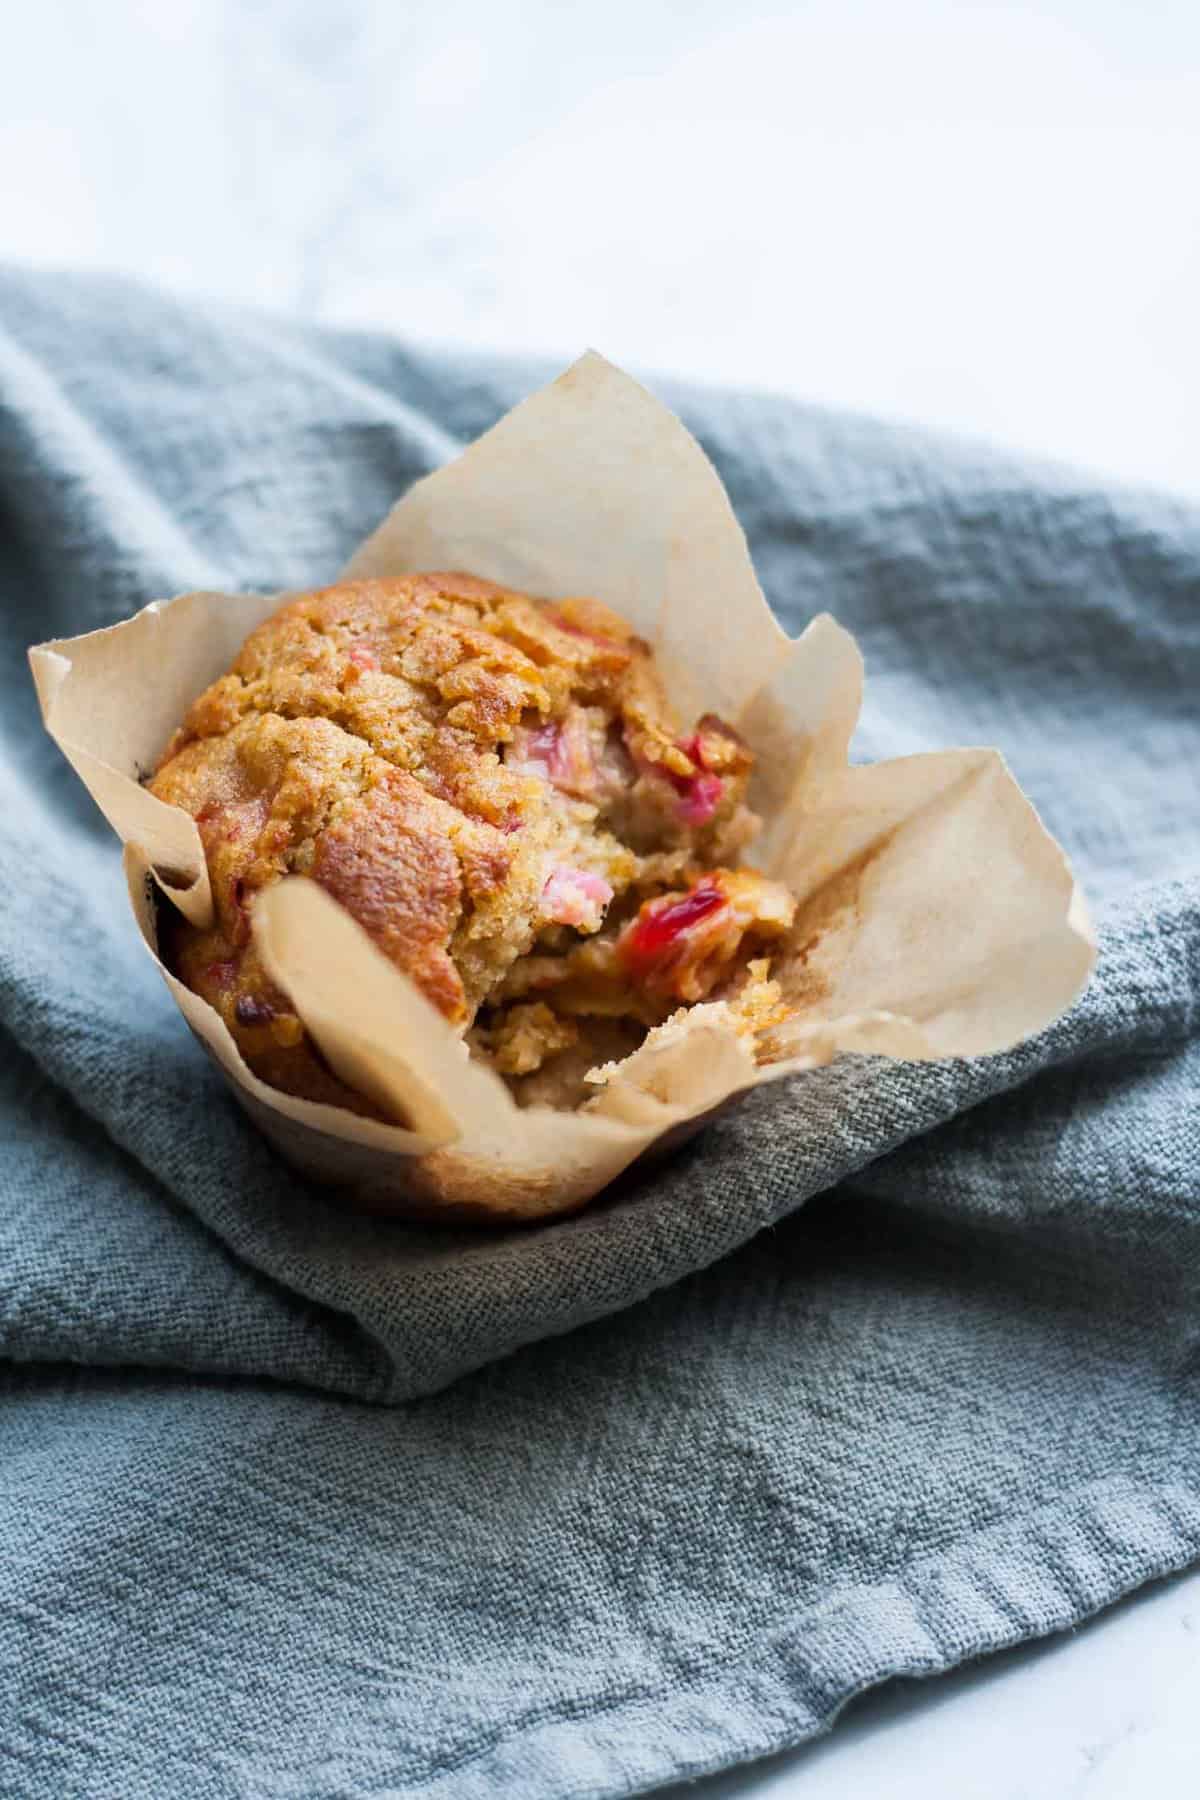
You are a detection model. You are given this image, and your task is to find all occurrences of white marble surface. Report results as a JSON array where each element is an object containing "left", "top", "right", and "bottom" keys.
[
  {"left": 4, "top": 2, "right": 1200, "bottom": 495},
  {"left": 4, "top": 5, "right": 1198, "bottom": 1793},
  {"left": 670, "top": 1566, "right": 1200, "bottom": 1798}
]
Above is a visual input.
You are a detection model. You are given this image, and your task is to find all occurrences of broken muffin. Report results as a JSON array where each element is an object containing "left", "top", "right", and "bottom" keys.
[{"left": 149, "top": 573, "right": 798, "bottom": 1118}]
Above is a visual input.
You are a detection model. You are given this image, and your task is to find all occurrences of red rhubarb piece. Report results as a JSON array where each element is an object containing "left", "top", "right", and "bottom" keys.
[{"left": 620, "top": 883, "right": 727, "bottom": 972}]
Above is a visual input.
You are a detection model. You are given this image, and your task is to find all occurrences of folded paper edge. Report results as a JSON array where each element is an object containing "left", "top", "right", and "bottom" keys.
[{"left": 25, "top": 350, "right": 1100, "bottom": 1219}]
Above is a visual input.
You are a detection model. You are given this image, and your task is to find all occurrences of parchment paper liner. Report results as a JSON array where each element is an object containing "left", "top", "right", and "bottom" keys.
[{"left": 29, "top": 354, "right": 1095, "bottom": 1222}]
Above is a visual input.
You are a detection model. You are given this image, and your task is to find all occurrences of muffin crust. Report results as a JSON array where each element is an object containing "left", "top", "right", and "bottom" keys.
[{"left": 150, "top": 574, "right": 795, "bottom": 1117}]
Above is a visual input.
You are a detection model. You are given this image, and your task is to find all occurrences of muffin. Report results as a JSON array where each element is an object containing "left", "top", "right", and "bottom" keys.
[{"left": 149, "top": 573, "right": 799, "bottom": 1119}]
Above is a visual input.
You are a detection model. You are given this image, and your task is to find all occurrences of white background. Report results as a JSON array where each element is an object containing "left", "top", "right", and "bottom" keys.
[
  {"left": 5, "top": 4, "right": 1197, "bottom": 1793},
  {"left": 5, "top": 1, "right": 1199, "bottom": 494}
]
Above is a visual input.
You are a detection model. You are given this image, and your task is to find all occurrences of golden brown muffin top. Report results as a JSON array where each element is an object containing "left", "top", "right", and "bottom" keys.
[{"left": 149, "top": 573, "right": 792, "bottom": 1113}]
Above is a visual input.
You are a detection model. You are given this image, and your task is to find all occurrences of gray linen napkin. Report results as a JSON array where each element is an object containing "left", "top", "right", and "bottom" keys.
[{"left": 0, "top": 266, "right": 1196, "bottom": 1798}]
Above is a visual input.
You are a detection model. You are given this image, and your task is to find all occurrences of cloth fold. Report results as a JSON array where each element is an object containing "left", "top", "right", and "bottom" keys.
[{"left": 0, "top": 266, "right": 1196, "bottom": 1798}]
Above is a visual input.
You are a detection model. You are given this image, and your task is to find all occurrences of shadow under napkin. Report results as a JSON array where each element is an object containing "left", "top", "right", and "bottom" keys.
[{"left": 0, "top": 265, "right": 1197, "bottom": 1799}]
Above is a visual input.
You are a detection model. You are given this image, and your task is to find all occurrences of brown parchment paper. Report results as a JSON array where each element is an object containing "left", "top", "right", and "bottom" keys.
[{"left": 29, "top": 353, "right": 1096, "bottom": 1222}]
